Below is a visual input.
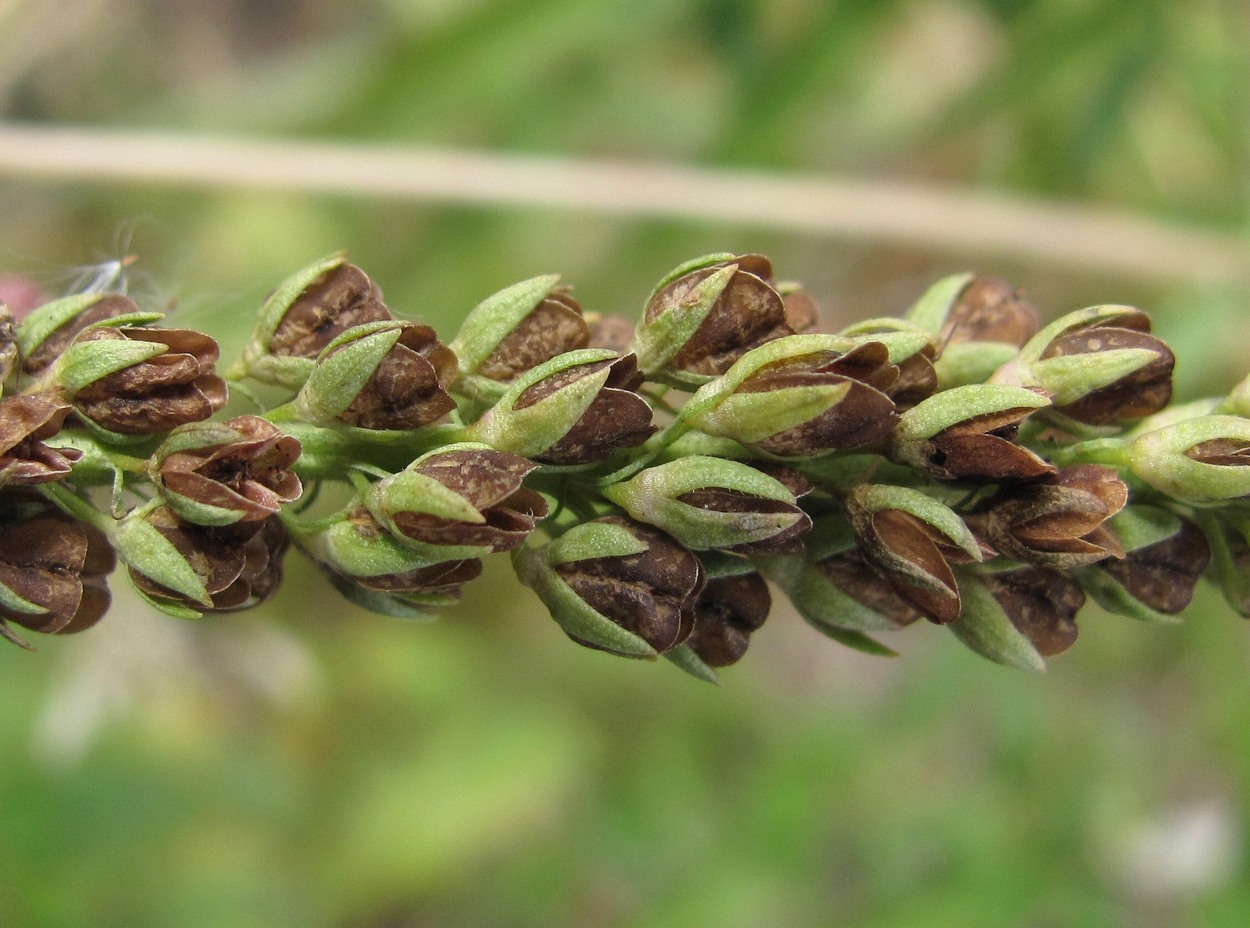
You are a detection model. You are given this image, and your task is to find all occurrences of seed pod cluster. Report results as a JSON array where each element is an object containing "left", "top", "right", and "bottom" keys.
[{"left": 1, "top": 251, "right": 1245, "bottom": 680}]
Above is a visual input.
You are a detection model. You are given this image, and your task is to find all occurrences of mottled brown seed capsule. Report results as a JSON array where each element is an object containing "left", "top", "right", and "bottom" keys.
[
  {"left": 585, "top": 312, "right": 637, "bottom": 354},
  {"left": 476, "top": 288, "right": 589, "bottom": 381},
  {"left": 515, "top": 354, "right": 654, "bottom": 464},
  {"left": 555, "top": 516, "right": 704, "bottom": 655},
  {"left": 154, "top": 415, "right": 302, "bottom": 523},
  {"left": 684, "top": 572, "right": 771, "bottom": 667},
  {"left": 814, "top": 548, "right": 923, "bottom": 628},
  {"left": 645, "top": 254, "right": 794, "bottom": 377},
  {"left": 128, "top": 509, "right": 289, "bottom": 612},
  {"left": 925, "top": 407, "right": 1054, "bottom": 482},
  {"left": 1097, "top": 515, "right": 1211, "bottom": 614},
  {"left": 352, "top": 555, "right": 484, "bottom": 601},
  {"left": 973, "top": 465, "right": 1128, "bottom": 568},
  {"left": 0, "top": 392, "right": 82, "bottom": 485},
  {"left": 980, "top": 566, "right": 1084, "bottom": 657},
  {"left": 849, "top": 503, "right": 964, "bottom": 625},
  {"left": 71, "top": 327, "right": 228, "bottom": 435},
  {"left": 940, "top": 277, "right": 1039, "bottom": 349},
  {"left": 336, "top": 323, "right": 458, "bottom": 430},
  {"left": 386, "top": 448, "right": 548, "bottom": 553},
  {"left": 0, "top": 490, "right": 114, "bottom": 647},
  {"left": 21, "top": 293, "right": 137, "bottom": 375},
  {"left": 0, "top": 301, "right": 16, "bottom": 385},
  {"left": 1041, "top": 312, "right": 1174, "bottom": 426},
  {"left": 269, "top": 263, "right": 394, "bottom": 360}
]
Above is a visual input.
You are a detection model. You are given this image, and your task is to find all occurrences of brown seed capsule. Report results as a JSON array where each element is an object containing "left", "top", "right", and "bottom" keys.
[
  {"left": 1040, "top": 311, "right": 1174, "bottom": 426},
  {"left": 0, "top": 392, "right": 82, "bottom": 485},
  {"left": 674, "top": 486, "right": 813, "bottom": 555},
  {"left": 684, "top": 571, "right": 771, "bottom": 667},
  {"left": 939, "top": 277, "right": 1039, "bottom": 349},
  {"left": 813, "top": 548, "right": 924, "bottom": 628},
  {"left": 477, "top": 288, "right": 589, "bottom": 381},
  {"left": 646, "top": 254, "right": 794, "bottom": 377},
  {"left": 128, "top": 509, "right": 289, "bottom": 612},
  {"left": 335, "top": 323, "right": 458, "bottom": 430},
  {"left": 555, "top": 516, "right": 704, "bottom": 655},
  {"left": 269, "top": 262, "right": 394, "bottom": 360},
  {"left": 21, "top": 293, "right": 137, "bottom": 375},
  {"left": 735, "top": 342, "right": 900, "bottom": 456},
  {"left": 351, "top": 554, "right": 483, "bottom": 601},
  {"left": 0, "top": 489, "right": 114, "bottom": 647},
  {"left": 980, "top": 566, "right": 1084, "bottom": 657},
  {"left": 515, "top": 353, "right": 655, "bottom": 464},
  {"left": 71, "top": 327, "right": 228, "bottom": 435},
  {"left": 1097, "top": 515, "right": 1211, "bottom": 614},
  {"left": 386, "top": 448, "right": 548, "bottom": 553},
  {"left": 926, "top": 406, "right": 1055, "bottom": 482},
  {"left": 848, "top": 502, "right": 964, "bottom": 625},
  {"left": 155, "top": 415, "right": 302, "bottom": 523},
  {"left": 973, "top": 465, "right": 1128, "bottom": 568},
  {"left": 585, "top": 312, "right": 637, "bottom": 354}
]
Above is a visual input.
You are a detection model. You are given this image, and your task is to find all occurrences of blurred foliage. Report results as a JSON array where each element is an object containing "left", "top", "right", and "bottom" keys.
[{"left": 2, "top": 1, "right": 1250, "bottom": 926}]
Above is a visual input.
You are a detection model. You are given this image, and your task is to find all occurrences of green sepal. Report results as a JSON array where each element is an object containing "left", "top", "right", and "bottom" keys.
[
  {"left": 1013, "top": 305, "right": 1144, "bottom": 367},
  {"left": 934, "top": 341, "right": 1020, "bottom": 389},
  {"left": 0, "top": 579, "right": 48, "bottom": 616},
  {"left": 449, "top": 275, "right": 561, "bottom": 375},
  {"left": 15, "top": 292, "right": 105, "bottom": 360},
  {"left": 947, "top": 570, "right": 1046, "bottom": 672},
  {"left": 163, "top": 495, "right": 246, "bottom": 528},
  {"left": 805, "top": 622, "right": 897, "bottom": 657},
  {"left": 905, "top": 272, "right": 974, "bottom": 333},
  {"left": 891, "top": 383, "right": 1050, "bottom": 468},
  {"left": 643, "top": 253, "right": 737, "bottom": 306},
  {"left": 1028, "top": 347, "right": 1161, "bottom": 406},
  {"left": 367, "top": 469, "right": 485, "bottom": 525},
  {"left": 132, "top": 586, "right": 203, "bottom": 620},
  {"left": 838, "top": 320, "right": 935, "bottom": 363},
  {"left": 114, "top": 511, "right": 213, "bottom": 608},
  {"left": 463, "top": 348, "right": 618, "bottom": 458},
  {"left": 1108, "top": 505, "right": 1182, "bottom": 551},
  {"left": 664, "top": 645, "right": 721, "bottom": 684},
  {"left": 295, "top": 516, "right": 454, "bottom": 577},
  {"left": 1198, "top": 513, "right": 1250, "bottom": 618},
  {"left": 546, "top": 521, "right": 649, "bottom": 566},
  {"left": 512, "top": 544, "right": 657, "bottom": 658},
  {"left": 294, "top": 322, "right": 401, "bottom": 423}
]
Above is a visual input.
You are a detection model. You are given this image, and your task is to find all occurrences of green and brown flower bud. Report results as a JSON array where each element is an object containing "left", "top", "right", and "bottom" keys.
[
  {"left": 683, "top": 334, "right": 899, "bottom": 458},
  {"left": 907, "top": 273, "right": 1039, "bottom": 387},
  {"left": 683, "top": 571, "right": 770, "bottom": 667},
  {"left": 365, "top": 444, "right": 548, "bottom": 557},
  {"left": 55, "top": 325, "right": 228, "bottom": 436},
  {"left": 970, "top": 464, "right": 1128, "bottom": 568},
  {"left": 1080, "top": 506, "right": 1210, "bottom": 621},
  {"left": 890, "top": 384, "right": 1054, "bottom": 482},
  {"left": 151, "top": 415, "right": 302, "bottom": 526},
  {"left": 235, "top": 255, "right": 395, "bottom": 387},
  {"left": 294, "top": 321, "right": 458, "bottom": 430},
  {"left": 0, "top": 489, "right": 114, "bottom": 648},
  {"left": 1129, "top": 415, "right": 1250, "bottom": 506},
  {"left": 0, "top": 392, "right": 81, "bottom": 486},
  {"left": 633, "top": 253, "right": 794, "bottom": 387},
  {"left": 465, "top": 349, "right": 654, "bottom": 464},
  {"left": 343, "top": 557, "right": 483, "bottom": 614},
  {"left": 513, "top": 516, "right": 704, "bottom": 658},
  {"left": 844, "top": 483, "right": 983, "bottom": 624},
  {"left": 602, "top": 456, "right": 811, "bottom": 554},
  {"left": 123, "top": 508, "right": 288, "bottom": 614},
  {"left": 450, "top": 276, "right": 589, "bottom": 384},
  {"left": 991, "top": 306, "right": 1174, "bottom": 428},
  {"left": 17, "top": 292, "right": 157, "bottom": 377}
]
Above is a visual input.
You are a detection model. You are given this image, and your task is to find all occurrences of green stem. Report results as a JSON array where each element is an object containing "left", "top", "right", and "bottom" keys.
[
  {"left": 39, "top": 483, "right": 117, "bottom": 537},
  {"left": 1047, "top": 437, "right": 1132, "bottom": 469}
]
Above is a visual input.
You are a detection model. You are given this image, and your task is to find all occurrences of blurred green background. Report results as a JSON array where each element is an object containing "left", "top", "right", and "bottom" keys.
[{"left": 2, "top": 1, "right": 1250, "bottom": 925}]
